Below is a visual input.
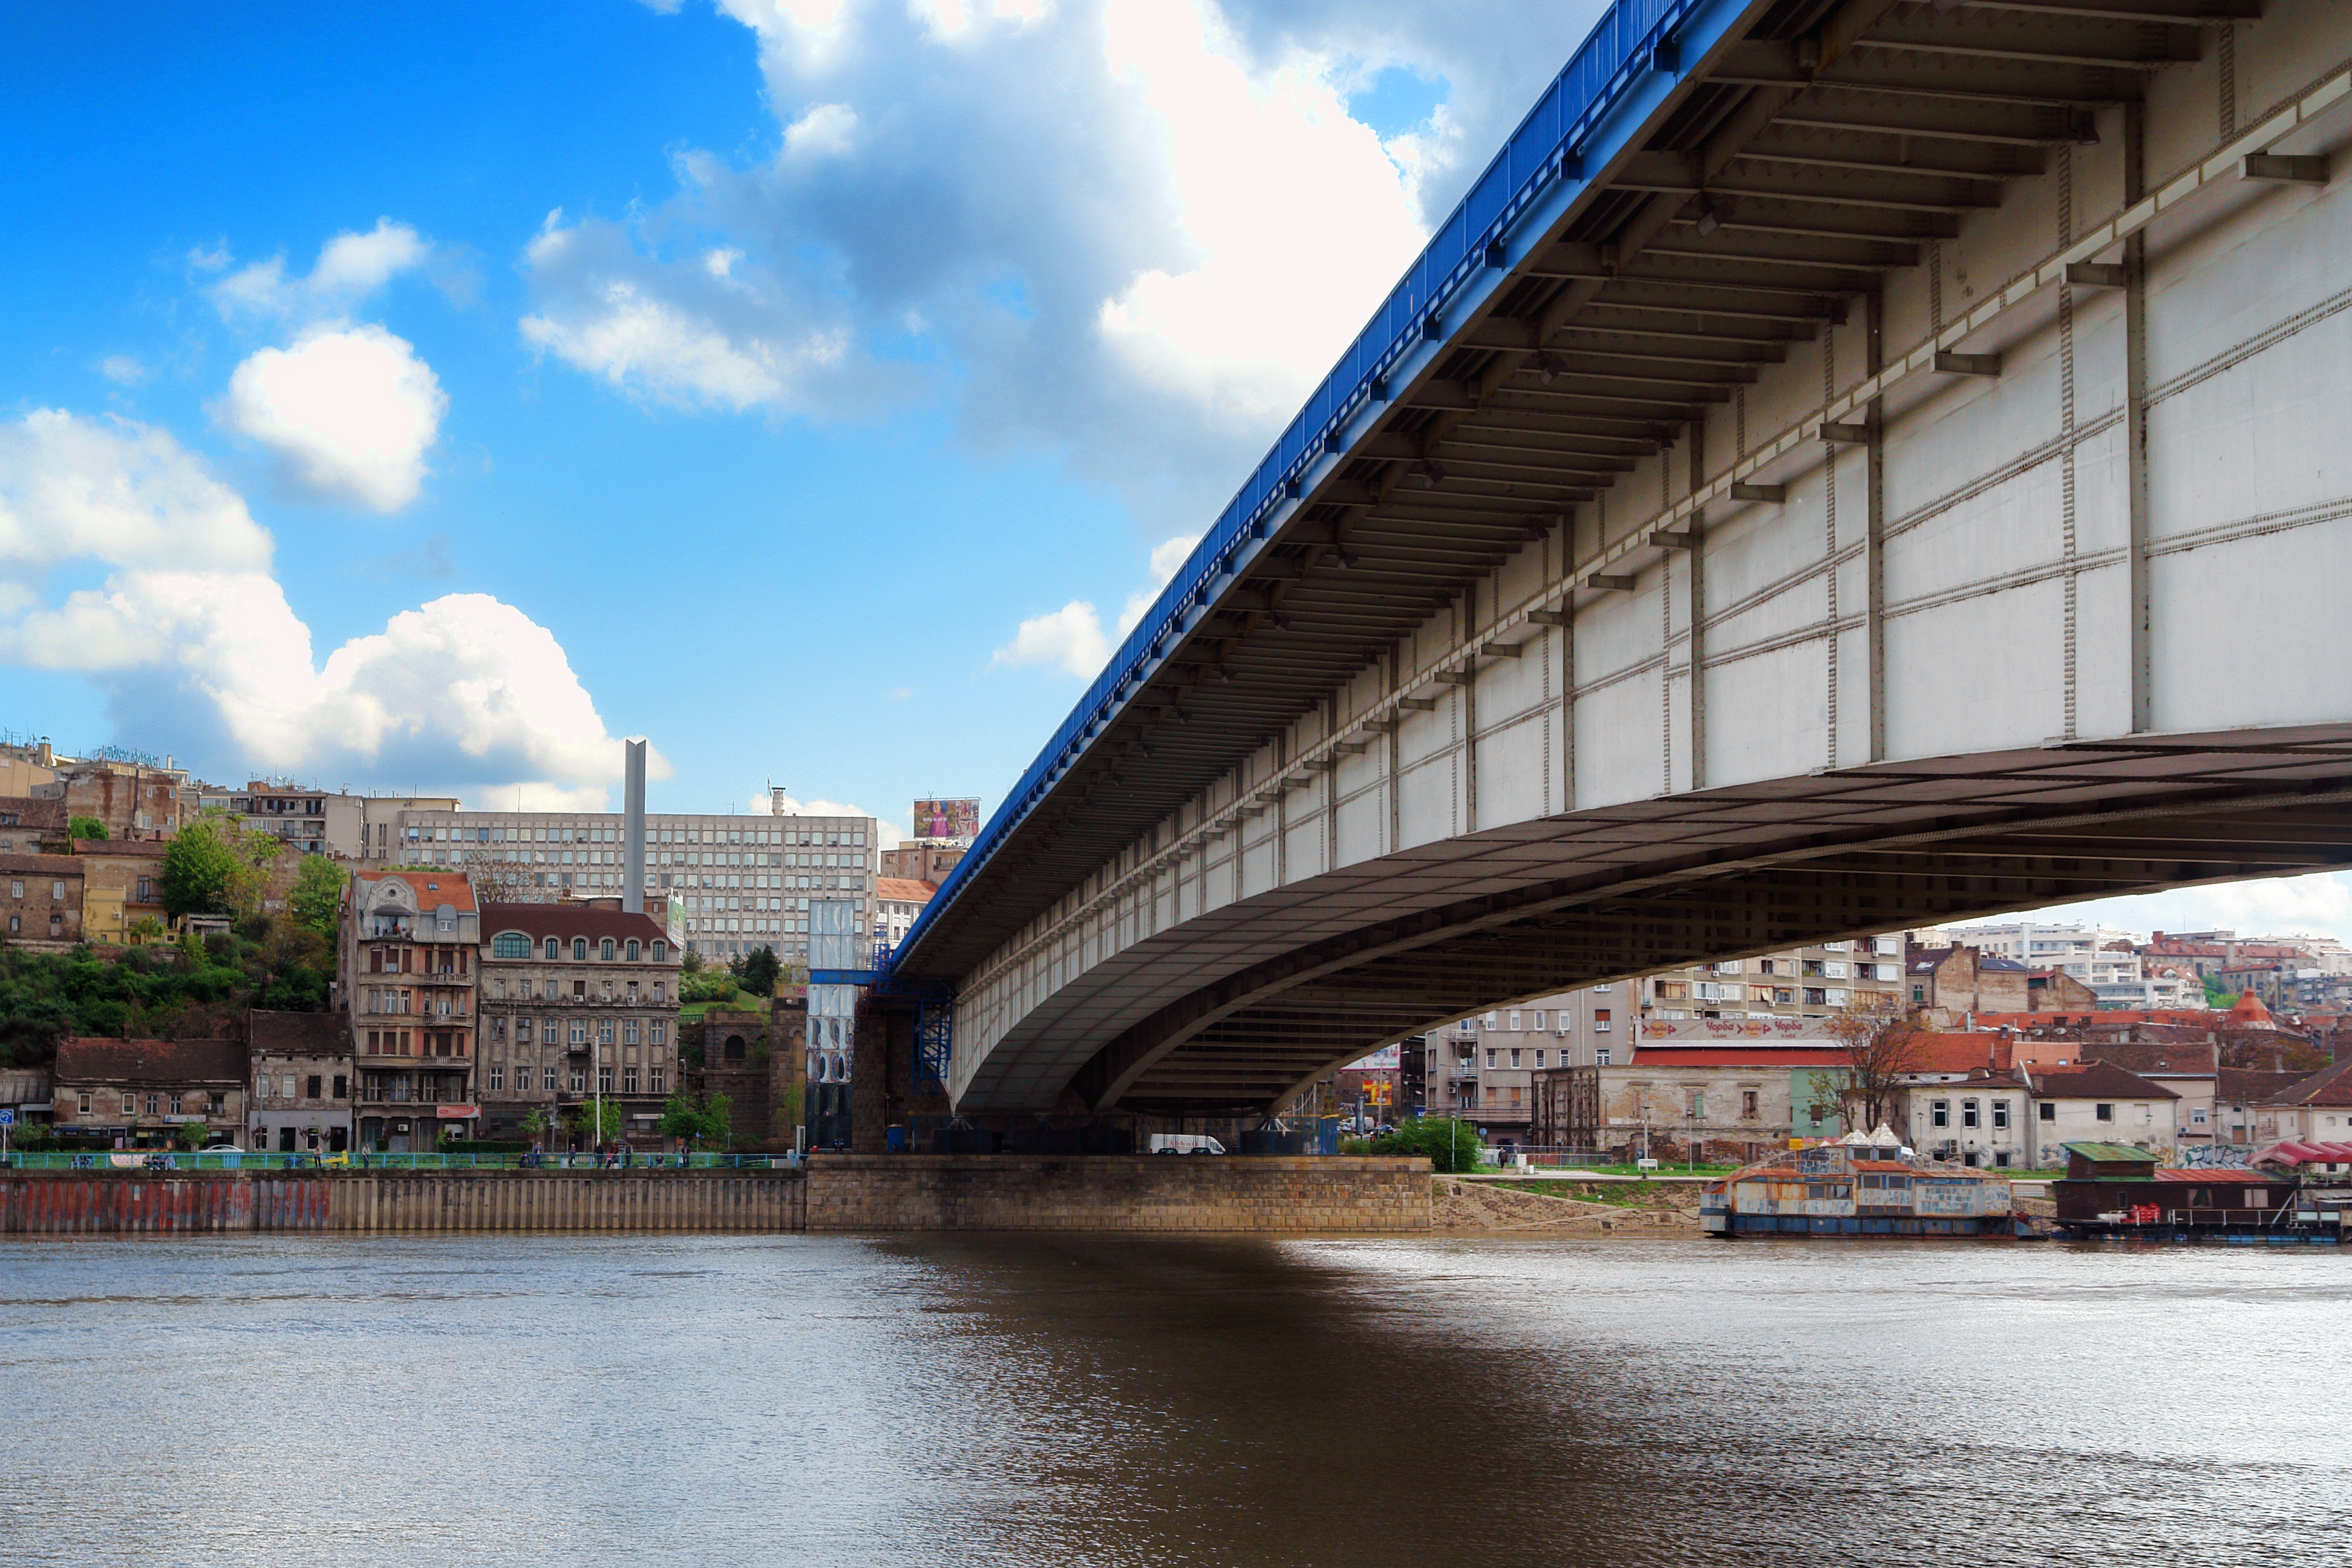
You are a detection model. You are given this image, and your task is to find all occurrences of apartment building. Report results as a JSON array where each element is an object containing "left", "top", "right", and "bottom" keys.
[
  {"left": 191, "top": 780, "right": 368, "bottom": 859},
  {"left": 374, "top": 803, "right": 878, "bottom": 963},
  {"left": 475, "top": 901, "right": 681, "bottom": 1147},
  {"left": 1424, "top": 987, "right": 1629, "bottom": 1137},
  {"left": 874, "top": 878, "right": 935, "bottom": 949},
  {"left": 341, "top": 870, "right": 480, "bottom": 1151},
  {"left": 1648, "top": 936, "right": 1907, "bottom": 1019},
  {"left": 1933, "top": 921, "right": 2143, "bottom": 987}
]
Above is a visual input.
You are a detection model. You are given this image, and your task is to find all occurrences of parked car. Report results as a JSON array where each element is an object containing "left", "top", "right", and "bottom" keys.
[{"left": 1148, "top": 1134, "right": 1227, "bottom": 1155}]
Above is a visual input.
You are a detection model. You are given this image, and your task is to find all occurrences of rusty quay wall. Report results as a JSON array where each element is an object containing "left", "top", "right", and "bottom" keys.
[
  {"left": 803, "top": 1154, "right": 1432, "bottom": 1233},
  {"left": 0, "top": 1172, "right": 804, "bottom": 1234}
]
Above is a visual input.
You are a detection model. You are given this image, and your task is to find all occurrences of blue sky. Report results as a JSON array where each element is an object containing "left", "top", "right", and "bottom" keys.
[
  {"left": 4, "top": 0, "right": 2346, "bottom": 943},
  {"left": 0, "top": 0, "right": 1586, "bottom": 831}
]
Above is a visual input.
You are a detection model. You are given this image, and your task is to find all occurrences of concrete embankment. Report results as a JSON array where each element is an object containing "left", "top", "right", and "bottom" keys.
[
  {"left": 805, "top": 1154, "right": 1429, "bottom": 1233},
  {"left": 0, "top": 1155, "right": 1431, "bottom": 1235}
]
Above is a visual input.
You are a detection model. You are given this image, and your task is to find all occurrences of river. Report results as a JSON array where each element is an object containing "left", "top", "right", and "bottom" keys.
[{"left": 1, "top": 1234, "right": 2344, "bottom": 1565}]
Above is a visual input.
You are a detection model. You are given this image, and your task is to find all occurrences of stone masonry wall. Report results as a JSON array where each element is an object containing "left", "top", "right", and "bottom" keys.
[{"left": 803, "top": 1154, "right": 1432, "bottom": 1232}]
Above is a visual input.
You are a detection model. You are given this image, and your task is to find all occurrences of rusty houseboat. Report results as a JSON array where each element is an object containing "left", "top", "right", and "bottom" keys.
[{"left": 1700, "top": 1132, "right": 2017, "bottom": 1238}]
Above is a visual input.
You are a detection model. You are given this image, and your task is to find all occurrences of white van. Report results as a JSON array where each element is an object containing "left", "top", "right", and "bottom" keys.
[{"left": 1148, "top": 1133, "right": 1227, "bottom": 1155}]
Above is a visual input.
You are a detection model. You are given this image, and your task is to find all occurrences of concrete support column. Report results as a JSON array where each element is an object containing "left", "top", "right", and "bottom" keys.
[
  {"left": 1864, "top": 290, "right": 1887, "bottom": 764},
  {"left": 1686, "top": 422, "right": 1707, "bottom": 792},
  {"left": 2123, "top": 100, "right": 2153, "bottom": 734}
]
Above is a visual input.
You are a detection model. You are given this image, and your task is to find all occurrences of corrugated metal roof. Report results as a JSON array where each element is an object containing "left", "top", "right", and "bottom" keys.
[
  {"left": 2151, "top": 1169, "right": 2274, "bottom": 1184},
  {"left": 2062, "top": 1141, "right": 2160, "bottom": 1164},
  {"left": 2255, "top": 1140, "right": 2352, "bottom": 1165}
]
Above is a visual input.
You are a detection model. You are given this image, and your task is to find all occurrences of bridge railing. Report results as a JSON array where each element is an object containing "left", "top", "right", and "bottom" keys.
[{"left": 892, "top": 0, "right": 1709, "bottom": 972}]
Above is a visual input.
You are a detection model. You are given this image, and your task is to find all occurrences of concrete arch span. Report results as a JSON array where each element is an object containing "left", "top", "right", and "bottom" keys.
[{"left": 946, "top": 733, "right": 2352, "bottom": 1114}]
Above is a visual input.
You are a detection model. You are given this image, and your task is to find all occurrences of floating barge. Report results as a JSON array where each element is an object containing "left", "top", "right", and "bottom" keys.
[
  {"left": 2051, "top": 1142, "right": 2341, "bottom": 1244},
  {"left": 1700, "top": 1134, "right": 2016, "bottom": 1239}
]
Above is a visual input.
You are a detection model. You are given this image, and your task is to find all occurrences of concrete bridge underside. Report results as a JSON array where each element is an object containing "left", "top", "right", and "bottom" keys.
[{"left": 894, "top": 0, "right": 2352, "bottom": 1114}]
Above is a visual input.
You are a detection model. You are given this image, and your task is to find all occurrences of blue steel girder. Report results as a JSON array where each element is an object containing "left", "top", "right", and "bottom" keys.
[{"left": 891, "top": 0, "right": 2261, "bottom": 1008}]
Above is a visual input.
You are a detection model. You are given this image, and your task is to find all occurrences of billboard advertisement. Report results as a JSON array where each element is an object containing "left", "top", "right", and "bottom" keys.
[{"left": 912, "top": 797, "right": 981, "bottom": 841}]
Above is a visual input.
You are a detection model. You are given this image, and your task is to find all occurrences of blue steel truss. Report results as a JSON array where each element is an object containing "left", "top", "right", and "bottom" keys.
[
  {"left": 913, "top": 996, "right": 953, "bottom": 1087},
  {"left": 893, "top": 0, "right": 1716, "bottom": 976}
]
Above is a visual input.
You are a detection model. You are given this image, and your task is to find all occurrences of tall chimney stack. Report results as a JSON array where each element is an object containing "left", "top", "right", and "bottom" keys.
[{"left": 622, "top": 738, "right": 647, "bottom": 915}]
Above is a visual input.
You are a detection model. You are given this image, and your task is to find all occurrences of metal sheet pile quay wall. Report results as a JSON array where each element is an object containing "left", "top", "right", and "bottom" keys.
[
  {"left": 0, "top": 1173, "right": 808, "bottom": 1233},
  {"left": 933, "top": 1, "right": 2352, "bottom": 1113}
]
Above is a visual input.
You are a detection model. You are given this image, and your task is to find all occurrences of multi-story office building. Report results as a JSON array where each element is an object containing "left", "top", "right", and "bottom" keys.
[
  {"left": 341, "top": 869, "right": 480, "bottom": 1151},
  {"left": 358, "top": 803, "right": 876, "bottom": 963},
  {"left": 475, "top": 901, "right": 681, "bottom": 1147}
]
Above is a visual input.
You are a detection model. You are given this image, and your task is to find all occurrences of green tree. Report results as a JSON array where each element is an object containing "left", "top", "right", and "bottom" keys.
[
  {"left": 566, "top": 1099, "right": 622, "bottom": 1145},
  {"left": 287, "top": 855, "right": 347, "bottom": 940},
  {"left": 68, "top": 815, "right": 108, "bottom": 841},
  {"left": 739, "top": 946, "right": 782, "bottom": 998},
  {"left": 520, "top": 1107, "right": 550, "bottom": 1144},
  {"left": 159, "top": 818, "right": 244, "bottom": 920},
  {"left": 656, "top": 1091, "right": 734, "bottom": 1148},
  {"left": 680, "top": 967, "right": 736, "bottom": 1005},
  {"left": 1370, "top": 1116, "right": 1486, "bottom": 1173},
  {"left": 177, "top": 1119, "right": 208, "bottom": 1152}
]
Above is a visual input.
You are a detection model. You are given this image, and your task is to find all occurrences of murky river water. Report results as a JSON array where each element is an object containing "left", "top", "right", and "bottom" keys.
[{"left": 2, "top": 1234, "right": 2345, "bottom": 1565}]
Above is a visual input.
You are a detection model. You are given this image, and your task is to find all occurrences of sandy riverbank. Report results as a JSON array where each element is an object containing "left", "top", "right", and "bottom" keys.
[{"left": 1432, "top": 1175, "right": 1703, "bottom": 1235}]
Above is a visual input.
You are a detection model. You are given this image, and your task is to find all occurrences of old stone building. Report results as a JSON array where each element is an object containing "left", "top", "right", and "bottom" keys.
[
  {"left": 38, "top": 758, "right": 188, "bottom": 840},
  {"left": 341, "top": 870, "right": 479, "bottom": 1151},
  {"left": 2, "top": 852, "right": 83, "bottom": 949},
  {"left": 50, "top": 1036, "right": 246, "bottom": 1148},
  {"left": 0, "top": 795, "right": 67, "bottom": 852},
  {"left": 476, "top": 901, "right": 680, "bottom": 1148},
  {"left": 681, "top": 998, "right": 807, "bottom": 1148},
  {"left": 247, "top": 1010, "right": 353, "bottom": 1154}
]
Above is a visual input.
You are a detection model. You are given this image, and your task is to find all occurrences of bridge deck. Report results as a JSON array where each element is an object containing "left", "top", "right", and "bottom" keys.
[{"left": 889, "top": 0, "right": 2352, "bottom": 1113}]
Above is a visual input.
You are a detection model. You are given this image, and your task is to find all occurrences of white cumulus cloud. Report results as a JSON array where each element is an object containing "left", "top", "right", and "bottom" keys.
[
  {"left": 0, "top": 408, "right": 658, "bottom": 806},
  {"left": 1093, "top": 0, "right": 1428, "bottom": 427},
  {"left": 993, "top": 599, "right": 1112, "bottom": 678},
  {"left": 519, "top": 213, "right": 858, "bottom": 413},
  {"left": 992, "top": 531, "right": 1197, "bottom": 678},
  {"left": 210, "top": 218, "right": 433, "bottom": 321},
  {"left": 537, "top": 0, "right": 1590, "bottom": 528},
  {"left": 221, "top": 325, "right": 446, "bottom": 511}
]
